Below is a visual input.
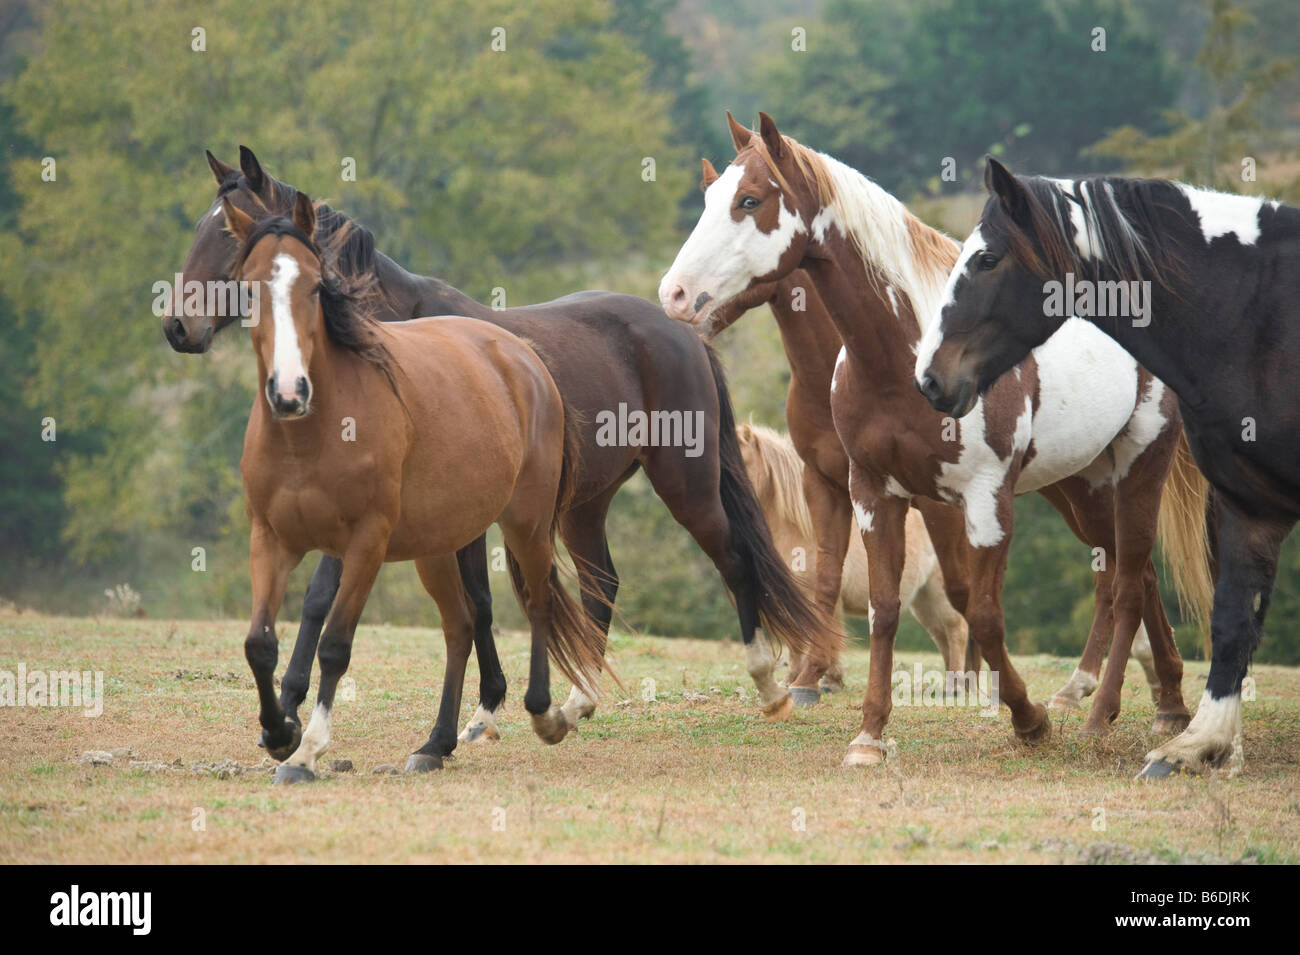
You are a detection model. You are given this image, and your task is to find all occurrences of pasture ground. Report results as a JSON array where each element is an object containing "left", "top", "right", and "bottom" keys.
[{"left": 1, "top": 611, "right": 1297, "bottom": 864}]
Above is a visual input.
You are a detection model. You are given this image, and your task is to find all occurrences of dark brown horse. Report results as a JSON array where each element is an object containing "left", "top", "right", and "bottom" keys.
[
  {"left": 168, "top": 148, "right": 839, "bottom": 759},
  {"left": 224, "top": 191, "right": 607, "bottom": 782},
  {"left": 661, "top": 114, "right": 1211, "bottom": 766}
]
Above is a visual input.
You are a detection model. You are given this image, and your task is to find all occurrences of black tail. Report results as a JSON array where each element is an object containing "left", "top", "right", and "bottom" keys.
[{"left": 706, "top": 344, "right": 845, "bottom": 664}]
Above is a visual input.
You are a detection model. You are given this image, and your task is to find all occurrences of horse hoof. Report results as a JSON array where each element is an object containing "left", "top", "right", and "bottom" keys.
[
  {"left": 530, "top": 705, "right": 569, "bottom": 745},
  {"left": 459, "top": 721, "right": 501, "bottom": 744},
  {"left": 273, "top": 764, "right": 316, "bottom": 785},
  {"left": 762, "top": 693, "right": 795, "bottom": 722},
  {"left": 1014, "top": 705, "right": 1051, "bottom": 744},
  {"left": 841, "top": 744, "right": 885, "bottom": 767},
  {"left": 1137, "top": 757, "right": 1200, "bottom": 781},
  {"left": 404, "top": 753, "right": 443, "bottom": 773},
  {"left": 1151, "top": 712, "right": 1191, "bottom": 736},
  {"left": 1077, "top": 719, "right": 1113, "bottom": 738},
  {"left": 262, "top": 720, "right": 302, "bottom": 762},
  {"left": 789, "top": 686, "right": 821, "bottom": 708},
  {"left": 1047, "top": 694, "right": 1080, "bottom": 711}
]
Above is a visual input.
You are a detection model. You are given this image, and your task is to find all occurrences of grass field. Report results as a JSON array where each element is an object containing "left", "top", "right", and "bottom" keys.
[{"left": 1, "top": 611, "right": 1297, "bottom": 864}]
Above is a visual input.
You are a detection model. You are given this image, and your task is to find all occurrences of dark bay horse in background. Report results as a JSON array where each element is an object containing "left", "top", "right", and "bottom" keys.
[
  {"left": 660, "top": 113, "right": 1211, "bottom": 767},
  {"left": 223, "top": 192, "right": 606, "bottom": 782},
  {"left": 168, "top": 147, "right": 839, "bottom": 755},
  {"left": 917, "top": 157, "right": 1300, "bottom": 778}
]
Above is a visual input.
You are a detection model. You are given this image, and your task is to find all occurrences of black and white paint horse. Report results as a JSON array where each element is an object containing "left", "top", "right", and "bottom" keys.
[{"left": 917, "top": 157, "right": 1300, "bottom": 778}]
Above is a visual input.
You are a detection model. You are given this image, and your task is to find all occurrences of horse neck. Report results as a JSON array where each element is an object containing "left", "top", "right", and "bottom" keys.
[
  {"left": 769, "top": 276, "right": 843, "bottom": 397},
  {"left": 801, "top": 230, "right": 920, "bottom": 391},
  {"left": 370, "top": 252, "right": 488, "bottom": 321}
]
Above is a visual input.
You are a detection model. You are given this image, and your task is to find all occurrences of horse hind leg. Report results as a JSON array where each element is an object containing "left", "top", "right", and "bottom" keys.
[
  {"left": 556, "top": 492, "right": 620, "bottom": 729},
  {"left": 456, "top": 536, "right": 506, "bottom": 745}
]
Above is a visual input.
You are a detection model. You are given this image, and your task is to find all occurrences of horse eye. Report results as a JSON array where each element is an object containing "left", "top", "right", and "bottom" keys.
[
  {"left": 977, "top": 252, "right": 999, "bottom": 271},
  {"left": 739, "top": 196, "right": 760, "bottom": 211}
]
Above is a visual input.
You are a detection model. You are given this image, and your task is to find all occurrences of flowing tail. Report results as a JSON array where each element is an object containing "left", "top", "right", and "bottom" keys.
[
  {"left": 706, "top": 345, "right": 846, "bottom": 665},
  {"left": 1156, "top": 427, "right": 1214, "bottom": 657},
  {"left": 505, "top": 397, "right": 616, "bottom": 698}
]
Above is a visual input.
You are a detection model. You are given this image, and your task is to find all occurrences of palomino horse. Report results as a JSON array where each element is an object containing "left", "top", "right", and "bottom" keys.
[
  {"left": 699, "top": 159, "right": 1167, "bottom": 708},
  {"left": 222, "top": 191, "right": 607, "bottom": 783},
  {"left": 917, "top": 158, "right": 1300, "bottom": 778},
  {"left": 660, "top": 113, "right": 1211, "bottom": 767},
  {"left": 167, "top": 148, "right": 840, "bottom": 754},
  {"left": 738, "top": 423, "right": 969, "bottom": 672}
]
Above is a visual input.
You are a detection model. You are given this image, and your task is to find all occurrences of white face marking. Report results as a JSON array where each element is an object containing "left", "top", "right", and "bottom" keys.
[
  {"left": 1178, "top": 185, "right": 1262, "bottom": 245},
  {"left": 915, "top": 225, "right": 985, "bottom": 383},
  {"left": 659, "top": 162, "right": 805, "bottom": 321},
  {"left": 268, "top": 252, "right": 308, "bottom": 403}
]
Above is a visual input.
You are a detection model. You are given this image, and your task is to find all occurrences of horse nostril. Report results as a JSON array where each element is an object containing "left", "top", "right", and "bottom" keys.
[
  {"left": 295, "top": 377, "right": 309, "bottom": 400},
  {"left": 166, "top": 317, "right": 186, "bottom": 343},
  {"left": 916, "top": 374, "right": 939, "bottom": 401}
]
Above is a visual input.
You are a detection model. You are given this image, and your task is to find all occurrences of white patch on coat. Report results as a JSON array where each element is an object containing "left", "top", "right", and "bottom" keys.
[
  {"left": 268, "top": 253, "right": 307, "bottom": 399},
  {"left": 1178, "top": 185, "right": 1262, "bottom": 245},
  {"left": 935, "top": 398, "right": 1016, "bottom": 548},
  {"left": 659, "top": 162, "right": 806, "bottom": 316},
  {"left": 285, "top": 701, "right": 331, "bottom": 771},
  {"left": 852, "top": 498, "right": 874, "bottom": 533},
  {"left": 1015, "top": 318, "right": 1142, "bottom": 493}
]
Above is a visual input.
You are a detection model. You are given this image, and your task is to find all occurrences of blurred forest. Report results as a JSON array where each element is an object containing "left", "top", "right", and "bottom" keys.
[{"left": 3, "top": 0, "right": 1300, "bottom": 663}]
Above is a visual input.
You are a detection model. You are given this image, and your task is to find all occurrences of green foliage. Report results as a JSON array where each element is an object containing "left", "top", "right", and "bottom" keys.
[
  {"left": 762, "top": 0, "right": 1178, "bottom": 195},
  {"left": 1087, "top": 0, "right": 1300, "bottom": 200}
]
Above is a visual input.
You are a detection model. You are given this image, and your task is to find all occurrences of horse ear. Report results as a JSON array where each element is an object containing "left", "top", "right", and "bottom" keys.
[
  {"left": 757, "top": 112, "right": 785, "bottom": 161},
  {"left": 292, "top": 190, "right": 316, "bottom": 239},
  {"left": 220, "top": 196, "right": 254, "bottom": 242},
  {"left": 726, "top": 110, "right": 752, "bottom": 153},
  {"left": 206, "top": 149, "right": 236, "bottom": 184},
  {"left": 239, "top": 145, "right": 267, "bottom": 195},
  {"left": 700, "top": 158, "right": 720, "bottom": 190},
  {"left": 984, "top": 156, "right": 1030, "bottom": 223},
  {"left": 737, "top": 422, "right": 752, "bottom": 444}
]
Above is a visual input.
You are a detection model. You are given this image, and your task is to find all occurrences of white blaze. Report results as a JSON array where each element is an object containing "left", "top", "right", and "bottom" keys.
[{"left": 268, "top": 252, "right": 307, "bottom": 401}]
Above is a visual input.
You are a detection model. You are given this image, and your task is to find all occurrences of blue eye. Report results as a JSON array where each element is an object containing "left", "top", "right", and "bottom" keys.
[{"left": 739, "top": 196, "right": 760, "bottom": 211}]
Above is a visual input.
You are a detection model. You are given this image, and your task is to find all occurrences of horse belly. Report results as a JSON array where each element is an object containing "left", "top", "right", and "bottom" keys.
[{"left": 1015, "top": 318, "right": 1139, "bottom": 493}]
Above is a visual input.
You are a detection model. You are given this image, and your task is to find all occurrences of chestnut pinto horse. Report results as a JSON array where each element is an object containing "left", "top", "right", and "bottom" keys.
[
  {"left": 223, "top": 192, "right": 607, "bottom": 783},
  {"left": 660, "top": 113, "right": 1211, "bottom": 766},
  {"left": 737, "top": 422, "right": 971, "bottom": 674},
  {"left": 168, "top": 149, "right": 839, "bottom": 754},
  {"left": 917, "top": 159, "right": 1300, "bottom": 777},
  {"left": 699, "top": 159, "right": 1169, "bottom": 705}
]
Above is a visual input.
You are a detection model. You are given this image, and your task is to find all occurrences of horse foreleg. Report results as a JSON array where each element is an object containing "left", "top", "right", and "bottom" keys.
[
  {"left": 274, "top": 522, "right": 387, "bottom": 784},
  {"left": 245, "top": 522, "right": 304, "bottom": 761},
  {"left": 842, "top": 479, "right": 908, "bottom": 767}
]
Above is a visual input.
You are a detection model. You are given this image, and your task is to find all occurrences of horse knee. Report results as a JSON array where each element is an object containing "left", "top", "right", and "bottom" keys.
[
  {"left": 317, "top": 637, "right": 352, "bottom": 679},
  {"left": 244, "top": 627, "right": 277, "bottom": 672}
]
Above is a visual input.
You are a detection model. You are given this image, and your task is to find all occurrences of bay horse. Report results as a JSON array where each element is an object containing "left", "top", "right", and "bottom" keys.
[
  {"left": 222, "top": 191, "right": 607, "bottom": 782},
  {"left": 660, "top": 113, "right": 1211, "bottom": 767},
  {"left": 916, "top": 157, "right": 1300, "bottom": 778},
  {"left": 738, "top": 422, "right": 970, "bottom": 672},
  {"left": 703, "top": 157, "right": 1165, "bottom": 706},
  {"left": 168, "top": 148, "right": 838, "bottom": 755}
]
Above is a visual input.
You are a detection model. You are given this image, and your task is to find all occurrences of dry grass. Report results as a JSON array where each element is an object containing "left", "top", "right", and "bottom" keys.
[{"left": 1, "top": 611, "right": 1297, "bottom": 864}]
